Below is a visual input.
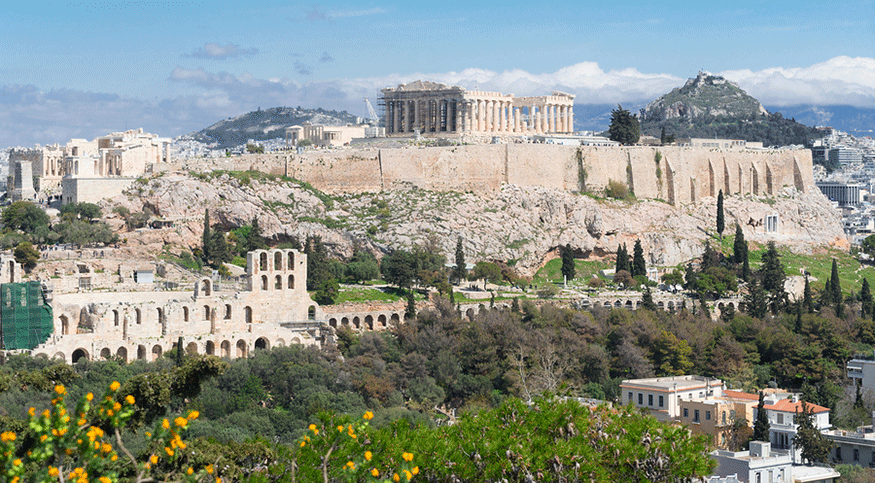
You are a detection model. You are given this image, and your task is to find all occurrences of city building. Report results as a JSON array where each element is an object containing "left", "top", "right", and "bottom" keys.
[
  {"left": 829, "top": 146, "right": 863, "bottom": 166},
  {"left": 678, "top": 393, "right": 757, "bottom": 449},
  {"left": 823, "top": 422, "right": 875, "bottom": 467},
  {"left": 817, "top": 181, "right": 863, "bottom": 206},
  {"left": 285, "top": 122, "right": 370, "bottom": 148},
  {"left": 710, "top": 442, "right": 793, "bottom": 483},
  {"left": 620, "top": 375, "right": 724, "bottom": 422},
  {"left": 680, "top": 138, "right": 764, "bottom": 150},
  {"left": 380, "top": 80, "right": 574, "bottom": 137}
]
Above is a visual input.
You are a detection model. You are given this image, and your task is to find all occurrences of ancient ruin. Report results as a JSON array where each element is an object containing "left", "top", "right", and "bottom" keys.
[{"left": 380, "top": 80, "right": 575, "bottom": 136}]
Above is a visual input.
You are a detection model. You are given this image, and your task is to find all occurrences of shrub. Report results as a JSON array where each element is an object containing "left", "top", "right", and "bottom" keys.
[{"left": 604, "top": 179, "right": 630, "bottom": 200}]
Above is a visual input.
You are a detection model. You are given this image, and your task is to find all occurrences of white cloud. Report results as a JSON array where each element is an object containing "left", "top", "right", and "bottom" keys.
[
  {"left": 187, "top": 42, "right": 258, "bottom": 60},
  {"left": 719, "top": 56, "right": 875, "bottom": 107}
]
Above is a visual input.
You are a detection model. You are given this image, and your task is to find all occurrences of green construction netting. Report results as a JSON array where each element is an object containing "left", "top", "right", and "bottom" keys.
[{"left": 1, "top": 281, "right": 53, "bottom": 350}]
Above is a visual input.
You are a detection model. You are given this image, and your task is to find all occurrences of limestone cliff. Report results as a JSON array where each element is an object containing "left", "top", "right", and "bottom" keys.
[{"left": 103, "top": 171, "right": 846, "bottom": 277}]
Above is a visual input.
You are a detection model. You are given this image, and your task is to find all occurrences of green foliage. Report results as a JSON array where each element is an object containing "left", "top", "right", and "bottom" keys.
[
  {"left": 313, "top": 279, "right": 340, "bottom": 305},
  {"left": 604, "top": 179, "right": 631, "bottom": 200},
  {"left": 716, "top": 190, "right": 725, "bottom": 237},
  {"left": 793, "top": 401, "right": 833, "bottom": 464},
  {"left": 453, "top": 237, "right": 466, "bottom": 283},
  {"left": 346, "top": 251, "right": 381, "bottom": 284},
  {"left": 560, "top": 244, "right": 575, "bottom": 281},
  {"left": 60, "top": 202, "right": 102, "bottom": 219},
  {"left": 632, "top": 240, "right": 646, "bottom": 277},
  {"left": 2, "top": 201, "right": 49, "bottom": 233},
  {"left": 752, "top": 392, "right": 770, "bottom": 442},
  {"left": 472, "top": 261, "right": 502, "bottom": 284},
  {"left": 651, "top": 330, "right": 694, "bottom": 376},
  {"left": 245, "top": 143, "right": 264, "bottom": 154},
  {"left": 13, "top": 241, "right": 40, "bottom": 269},
  {"left": 759, "top": 241, "right": 786, "bottom": 295},
  {"left": 641, "top": 111, "right": 822, "bottom": 149},
  {"left": 608, "top": 105, "right": 640, "bottom": 145},
  {"left": 381, "top": 250, "right": 417, "bottom": 289},
  {"left": 862, "top": 234, "right": 875, "bottom": 258},
  {"left": 615, "top": 243, "right": 630, "bottom": 274}
]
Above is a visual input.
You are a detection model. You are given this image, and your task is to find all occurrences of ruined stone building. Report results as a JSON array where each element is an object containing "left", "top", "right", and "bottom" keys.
[
  {"left": 7, "top": 128, "right": 170, "bottom": 204},
  {"left": 380, "top": 80, "right": 575, "bottom": 136}
]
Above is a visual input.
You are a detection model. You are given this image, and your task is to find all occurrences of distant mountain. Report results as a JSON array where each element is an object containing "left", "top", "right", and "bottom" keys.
[
  {"left": 639, "top": 71, "right": 821, "bottom": 147},
  {"left": 766, "top": 105, "right": 875, "bottom": 136},
  {"left": 183, "top": 107, "right": 360, "bottom": 149}
]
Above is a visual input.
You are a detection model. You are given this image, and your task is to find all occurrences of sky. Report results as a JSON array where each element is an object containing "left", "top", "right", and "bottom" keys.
[{"left": 2, "top": 0, "right": 874, "bottom": 147}]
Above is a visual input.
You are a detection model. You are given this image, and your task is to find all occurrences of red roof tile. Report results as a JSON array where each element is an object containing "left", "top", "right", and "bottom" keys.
[
  {"left": 723, "top": 390, "right": 759, "bottom": 401},
  {"left": 765, "top": 399, "right": 829, "bottom": 414}
]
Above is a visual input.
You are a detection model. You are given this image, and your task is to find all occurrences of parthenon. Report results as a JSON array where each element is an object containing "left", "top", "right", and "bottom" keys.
[{"left": 380, "top": 80, "right": 575, "bottom": 136}]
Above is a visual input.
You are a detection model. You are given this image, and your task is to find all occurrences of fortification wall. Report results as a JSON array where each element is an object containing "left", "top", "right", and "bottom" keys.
[{"left": 174, "top": 145, "right": 814, "bottom": 203}]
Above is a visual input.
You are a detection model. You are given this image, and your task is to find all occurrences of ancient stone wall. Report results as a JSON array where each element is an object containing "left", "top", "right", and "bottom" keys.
[{"left": 174, "top": 145, "right": 814, "bottom": 203}]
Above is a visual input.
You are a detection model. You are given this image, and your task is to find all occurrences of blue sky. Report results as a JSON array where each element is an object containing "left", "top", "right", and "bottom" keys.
[{"left": 2, "top": 0, "right": 874, "bottom": 147}]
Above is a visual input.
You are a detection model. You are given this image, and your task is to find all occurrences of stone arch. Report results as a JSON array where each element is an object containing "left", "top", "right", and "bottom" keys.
[
  {"left": 635, "top": 300, "right": 642, "bottom": 308},
  {"left": 793, "top": 157, "right": 805, "bottom": 192},
  {"left": 465, "top": 308, "right": 474, "bottom": 319},
  {"left": 203, "top": 305, "right": 210, "bottom": 320},
  {"left": 100, "top": 348, "right": 112, "bottom": 359},
  {"left": 276, "top": 338, "right": 285, "bottom": 347},
  {"left": 329, "top": 318, "right": 337, "bottom": 328},
  {"left": 308, "top": 306, "right": 316, "bottom": 321},
  {"left": 341, "top": 317, "right": 350, "bottom": 326},
  {"left": 236, "top": 339, "right": 248, "bottom": 358},
  {"left": 137, "top": 345, "right": 146, "bottom": 360},
  {"left": 718, "top": 302, "right": 725, "bottom": 311},
  {"left": 625, "top": 300, "right": 633, "bottom": 310},
  {"left": 135, "top": 308, "right": 142, "bottom": 325},
  {"left": 186, "top": 342, "right": 198, "bottom": 355},
  {"left": 259, "top": 252, "right": 268, "bottom": 271},
  {"left": 708, "top": 159, "right": 715, "bottom": 198},
  {"left": 275, "top": 275, "right": 282, "bottom": 290},
  {"left": 221, "top": 340, "right": 231, "bottom": 358},
  {"left": 603, "top": 301, "right": 611, "bottom": 307},
  {"left": 353, "top": 316, "right": 360, "bottom": 329},
  {"left": 288, "top": 274, "right": 294, "bottom": 290},
  {"left": 113, "top": 310, "right": 119, "bottom": 327},
  {"left": 390, "top": 313, "right": 400, "bottom": 324},
  {"left": 365, "top": 315, "right": 374, "bottom": 330},
  {"left": 292, "top": 337, "right": 301, "bottom": 345},
  {"left": 378, "top": 314, "right": 387, "bottom": 327},
  {"left": 60, "top": 315, "right": 70, "bottom": 335},
  {"left": 151, "top": 345, "right": 162, "bottom": 361},
  {"left": 54, "top": 352, "right": 65, "bottom": 361},
  {"left": 224, "top": 304, "right": 232, "bottom": 320},
  {"left": 261, "top": 275, "right": 268, "bottom": 291},
  {"left": 614, "top": 300, "right": 622, "bottom": 308},
  {"left": 657, "top": 301, "right": 665, "bottom": 310},
  {"left": 205, "top": 340, "right": 215, "bottom": 355},
  {"left": 183, "top": 306, "right": 189, "bottom": 322},
  {"left": 274, "top": 251, "right": 282, "bottom": 271},
  {"left": 287, "top": 252, "right": 295, "bottom": 269},
  {"left": 116, "top": 347, "right": 128, "bottom": 362},
  {"left": 668, "top": 301, "right": 676, "bottom": 311},
  {"left": 255, "top": 337, "right": 269, "bottom": 350},
  {"left": 245, "top": 306, "right": 253, "bottom": 323},
  {"left": 728, "top": 302, "right": 736, "bottom": 311},
  {"left": 202, "top": 279, "right": 212, "bottom": 297},
  {"left": 72, "top": 348, "right": 89, "bottom": 363}
]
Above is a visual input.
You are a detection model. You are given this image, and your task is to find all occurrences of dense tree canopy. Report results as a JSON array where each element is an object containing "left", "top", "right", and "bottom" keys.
[{"left": 608, "top": 105, "right": 640, "bottom": 145}]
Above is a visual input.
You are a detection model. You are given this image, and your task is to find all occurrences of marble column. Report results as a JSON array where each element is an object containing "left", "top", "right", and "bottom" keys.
[
  {"left": 568, "top": 106, "right": 574, "bottom": 133},
  {"left": 393, "top": 101, "right": 400, "bottom": 133},
  {"left": 559, "top": 106, "right": 566, "bottom": 133},
  {"left": 513, "top": 107, "right": 520, "bottom": 133}
]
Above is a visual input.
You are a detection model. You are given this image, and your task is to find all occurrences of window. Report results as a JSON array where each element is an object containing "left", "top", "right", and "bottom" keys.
[
  {"left": 658, "top": 395, "right": 664, "bottom": 408},
  {"left": 683, "top": 408, "right": 689, "bottom": 418},
  {"left": 854, "top": 449, "right": 860, "bottom": 461},
  {"left": 693, "top": 410, "right": 700, "bottom": 423},
  {"left": 628, "top": 392, "right": 633, "bottom": 403},
  {"left": 638, "top": 393, "right": 643, "bottom": 405},
  {"left": 705, "top": 411, "right": 711, "bottom": 421},
  {"left": 722, "top": 411, "right": 727, "bottom": 425},
  {"left": 777, "top": 413, "right": 783, "bottom": 424},
  {"left": 648, "top": 394, "right": 653, "bottom": 406},
  {"left": 835, "top": 447, "right": 842, "bottom": 461}
]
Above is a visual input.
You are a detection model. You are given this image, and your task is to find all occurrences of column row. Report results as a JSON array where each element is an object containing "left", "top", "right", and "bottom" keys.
[
  {"left": 385, "top": 99, "right": 464, "bottom": 134},
  {"left": 464, "top": 101, "right": 574, "bottom": 134}
]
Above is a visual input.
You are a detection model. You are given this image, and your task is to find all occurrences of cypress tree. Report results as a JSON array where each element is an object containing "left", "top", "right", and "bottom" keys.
[
  {"left": 752, "top": 392, "right": 770, "bottom": 442},
  {"left": 202, "top": 210, "right": 212, "bottom": 263},
  {"left": 733, "top": 225, "right": 746, "bottom": 265},
  {"left": 641, "top": 286, "right": 656, "bottom": 311},
  {"left": 615, "top": 244, "right": 629, "bottom": 274},
  {"left": 803, "top": 276, "right": 814, "bottom": 313},
  {"left": 716, "top": 190, "right": 725, "bottom": 239},
  {"left": 175, "top": 336, "right": 184, "bottom": 367},
  {"left": 861, "top": 278, "right": 873, "bottom": 320},
  {"left": 830, "top": 258, "right": 843, "bottom": 316},
  {"left": 742, "top": 247, "right": 751, "bottom": 282},
  {"left": 405, "top": 290, "right": 416, "bottom": 320},
  {"left": 454, "top": 237, "right": 466, "bottom": 283},
  {"left": 632, "top": 240, "right": 646, "bottom": 277},
  {"left": 744, "top": 279, "right": 768, "bottom": 319},
  {"left": 760, "top": 241, "right": 785, "bottom": 294},
  {"left": 561, "top": 244, "right": 576, "bottom": 281}
]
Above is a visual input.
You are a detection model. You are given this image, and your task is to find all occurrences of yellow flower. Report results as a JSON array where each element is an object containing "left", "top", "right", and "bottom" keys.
[
  {"left": 402, "top": 452, "right": 414, "bottom": 462},
  {"left": 78, "top": 418, "right": 87, "bottom": 426},
  {"left": 107, "top": 409, "right": 114, "bottom": 417},
  {"left": 404, "top": 469, "right": 413, "bottom": 481},
  {"left": 126, "top": 395, "right": 136, "bottom": 405},
  {"left": 86, "top": 393, "right": 94, "bottom": 401},
  {"left": 206, "top": 465, "right": 214, "bottom": 474},
  {"left": 412, "top": 466, "right": 419, "bottom": 475},
  {"left": 0, "top": 431, "right": 15, "bottom": 442},
  {"left": 393, "top": 473, "right": 400, "bottom": 482},
  {"left": 345, "top": 461, "right": 355, "bottom": 470},
  {"left": 13, "top": 458, "right": 21, "bottom": 466},
  {"left": 363, "top": 410, "right": 374, "bottom": 420},
  {"left": 216, "top": 478, "right": 222, "bottom": 483},
  {"left": 144, "top": 462, "right": 151, "bottom": 470},
  {"left": 113, "top": 402, "right": 122, "bottom": 411},
  {"left": 28, "top": 407, "right": 35, "bottom": 417},
  {"left": 187, "top": 467, "right": 194, "bottom": 475},
  {"left": 99, "top": 477, "right": 111, "bottom": 483},
  {"left": 55, "top": 384, "right": 66, "bottom": 395},
  {"left": 48, "top": 467, "right": 59, "bottom": 477},
  {"left": 111, "top": 455, "right": 118, "bottom": 461},
  {"left": 162, "top": 419, "right": 170, "bottom": 429},
  {"left": 165, "top": 447, "right": 174, "bottom": 457},
  {"left": 110, "top": 381, "right": 121, "bottom": 391},
  {"left": 337, "top": 425, "right": 344, "bottom": 432},
  {"left": 42, "top": 409, "right": 51, "bottom": 419},
  {"left": 102, "top": 442, "right": 112, "bottom": 453},
  {"left": 187, "top": 410, "right": 200, "bottom": 420},
  {"left": 308, "top": 423, "right": 318, "bottom": 433},
  {"left": 300, "top": 440, "right": 306, "bottom": 448},
  {"left": 150, "top": 454, "right": 159, "bottom": 464},
  {"left": 365, "top": 451, "right": 372, "bottom": 461},
  {"left": 174, "top": 417, "right": 188, "bottom": 428},
  {"left": 371, "top": 468, "right": 380, "bottom": 477}
]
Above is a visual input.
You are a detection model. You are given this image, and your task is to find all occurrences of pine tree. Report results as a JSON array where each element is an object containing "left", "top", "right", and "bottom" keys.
[
  {"left": 561, "top": 244, "right": 576, "bottom": 281},
  {"left": 760, "top": 241, "right": 785, "bottom": 294},
  {"left": 660, "top": 126, "right": 667, "bottom": 144},
  {"left": 862, "top": 278, "right": 873, "bottom": 320},
  {"left": 752, "top": 392, "right": 770, "bottom": 442},
  {"left": 607, "top": 105, "right": 640, "bottom": 145},
  {"left": 175, "top": 336, "right": 184, "bottom": 368},
  {"left": 684, "top": 263, "right": 697, "bottom": 291},
  {"left": 405, "top": 290, "right": 416, "bottom": 320},
  {"left": 716, "top": 190, "right": 725, "bottom": 239},
  {"left": 733, "top": 225, "right": 746, "bottom": 265},
  {"left": 793, "top": 402, "right": 832, "bottom": 464},
  {"left": 641, "top": 286, "right": 656, "bottom": 311},
  {"left": 454, "top": 237, "right": 466, "bottom": 283},
  {"left": 744, "top": 279, "right": 768, "bottom": 319},
  {"left": 632, "top": 240, "right": 646, "bottom": 277}
]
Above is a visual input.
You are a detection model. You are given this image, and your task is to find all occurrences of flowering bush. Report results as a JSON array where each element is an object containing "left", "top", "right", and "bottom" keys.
[{"left": 0, "top": 382, "right": 219, "bottom": 483}]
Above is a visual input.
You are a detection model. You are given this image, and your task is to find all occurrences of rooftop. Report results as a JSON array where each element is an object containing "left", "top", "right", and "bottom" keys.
[{"left": 621, "top": 375, "right": 722, "bottom": 391}]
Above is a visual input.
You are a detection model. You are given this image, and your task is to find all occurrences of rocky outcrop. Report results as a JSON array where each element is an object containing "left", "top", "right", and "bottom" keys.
[
  {"left": 103, "top": 172, "right": 847, "bottom": 277},
  {"left": 642, "top": 71, "right": 768, "bottom": 123}
]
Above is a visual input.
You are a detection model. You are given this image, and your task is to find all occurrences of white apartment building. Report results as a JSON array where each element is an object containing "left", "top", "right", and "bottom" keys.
[
  {"left": 847, "top": 352, "right": 875, "bottom": 391},
  {"left": 711, "top": 442, "right": 792, "bottom": 483},
  {"left": 620, "top": 375, "right": 724, "bottom": 422}
]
